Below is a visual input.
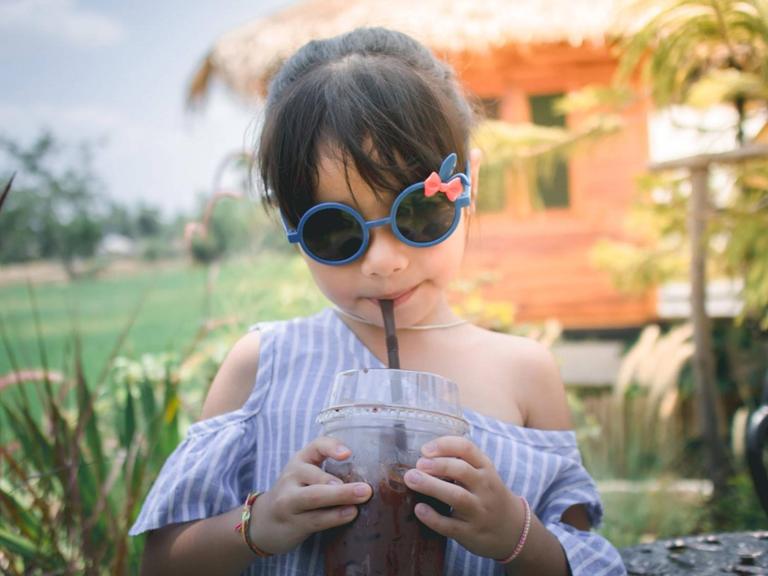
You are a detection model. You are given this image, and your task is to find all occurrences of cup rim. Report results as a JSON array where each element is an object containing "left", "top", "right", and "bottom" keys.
[{"left": 316, "top": 403, "right": 470, "bottom": 433}]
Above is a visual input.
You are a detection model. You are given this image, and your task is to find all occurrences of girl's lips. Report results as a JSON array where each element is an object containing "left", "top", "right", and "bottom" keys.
[{"left": 369, "top": 285, "right": 418, "bottom": 307}]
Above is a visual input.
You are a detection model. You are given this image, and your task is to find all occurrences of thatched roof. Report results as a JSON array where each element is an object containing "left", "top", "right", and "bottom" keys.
[{"left": 188, "top": 0, "right": 627, "bottom": 105}]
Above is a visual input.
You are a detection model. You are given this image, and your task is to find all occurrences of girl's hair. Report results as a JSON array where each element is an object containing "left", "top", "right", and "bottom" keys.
[{"left": 257, "top": 27, "right": 474, "bottom": 226}]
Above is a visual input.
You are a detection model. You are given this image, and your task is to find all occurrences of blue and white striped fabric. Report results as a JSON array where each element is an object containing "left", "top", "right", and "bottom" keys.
[{"left": 130, "top": 309, "right": 626, "bottom": 575}]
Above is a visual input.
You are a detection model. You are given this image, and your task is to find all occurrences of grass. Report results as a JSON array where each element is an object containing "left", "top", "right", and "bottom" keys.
[
  {"left": 598, "top": 488, "right": 709, "bottom": 548},
  {"left": 0, "top": 253, "right": 327, "bottom": 384},
  {"left": 0, "top": 252, "right": 328, "bottom": 453}
]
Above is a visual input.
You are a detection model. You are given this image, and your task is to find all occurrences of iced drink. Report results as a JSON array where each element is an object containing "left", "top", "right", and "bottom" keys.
[{"left": 317, "top": 369, "right": 468, "bottom": 576}]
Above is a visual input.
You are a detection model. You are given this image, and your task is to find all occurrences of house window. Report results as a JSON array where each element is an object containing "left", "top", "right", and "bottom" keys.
[{"left": 529, "top": 93, "right": 570, "bottom": 209}]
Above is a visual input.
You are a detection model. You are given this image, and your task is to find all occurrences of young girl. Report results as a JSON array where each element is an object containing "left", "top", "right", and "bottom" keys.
[{"left": 131, "top": 27, "right": 626, "bottom": 576}]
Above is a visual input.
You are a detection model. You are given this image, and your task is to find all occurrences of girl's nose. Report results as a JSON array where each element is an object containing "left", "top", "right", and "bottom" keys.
[{"left": 360, "top": 227, "right": 408, "bottom": 278}]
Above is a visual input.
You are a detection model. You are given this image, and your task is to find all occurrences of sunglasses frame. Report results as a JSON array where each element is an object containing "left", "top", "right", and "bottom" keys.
[{"left": 282, "top": 153, "right": 471, "bottom": 266}]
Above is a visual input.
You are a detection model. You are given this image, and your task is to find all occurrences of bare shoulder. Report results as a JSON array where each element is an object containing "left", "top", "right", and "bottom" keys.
[
  {"left": 199, "top": 330, "right": 261, "bottom": 420},
  {"left": 472, "top": 328, "right": 572, "bottom": 431}
]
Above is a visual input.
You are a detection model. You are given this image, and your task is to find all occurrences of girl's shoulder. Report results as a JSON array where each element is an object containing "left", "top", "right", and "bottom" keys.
[
  {"left": 198, "top": 310, "right": 335, "bottom": 420},
  {"left": 461, "top": 324, "right": 556, "bottom": 379},
  {"left": 463, "top": 325, "right": 572, "bottom": 430},
  {"left": 199, "top": 330, "right": 262, "bottom": 420}
]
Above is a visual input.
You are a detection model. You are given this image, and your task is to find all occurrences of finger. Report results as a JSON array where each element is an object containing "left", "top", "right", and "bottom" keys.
[
  {"left": 292, "top": 482, "right": 373, "bottom": 514},
  {"left": 413, "top": 502, "right": 467, "bottom": 540},
  {"left": 294, "top": 461, "right": 347, "bottom": 487},
  {"left": 298, "top": 504, "right": 361, "bottom": 533},
  {"left": 422, "top": 436, "right": 490, "bottom": 469},
  {"left": 403, "top": 469, "right": 477, "bottom": 517},
  {"left": 416, "top": 456, "right": 478, "bottom": 488},
  {"left": 296, "top": 436, "right": 351, "bottom": 467}
]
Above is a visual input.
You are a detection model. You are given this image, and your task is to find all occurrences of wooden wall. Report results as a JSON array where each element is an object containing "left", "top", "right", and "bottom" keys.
[{"left": 445, "top": 43, "right": 657, "bottom": 329}]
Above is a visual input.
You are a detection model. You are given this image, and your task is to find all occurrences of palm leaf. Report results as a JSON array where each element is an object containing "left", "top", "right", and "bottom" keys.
[
  {"left": 617, "top": 0, "right": 768, "bottom": 110},
  {"left": 73, "top": 330, "right": 107, "bottom": 485},
  {"left": 0, "top": 485, "right": 43, "bottom": 543},
  {"left": 2, "top": 406, "right": 55, "bottom": 490},
  {"left": 119, "top": 379, "right": 138, "bottom": 449},
  {"left": 0, "top": 527, "right": 47, "bottom": 563},
  {"left": 0, "top": 173, "right": 13, "bottom": 214},
  {"left": 687, "top": 69, "right": 768, "bottom": 107}
]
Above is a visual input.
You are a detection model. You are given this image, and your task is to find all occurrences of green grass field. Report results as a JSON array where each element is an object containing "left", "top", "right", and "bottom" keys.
[{"left": 0, "top": 254, "right": 328, "bottom": 383}]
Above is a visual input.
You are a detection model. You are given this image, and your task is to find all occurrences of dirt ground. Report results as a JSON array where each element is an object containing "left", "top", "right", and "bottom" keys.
[{"left": 0, "top": 258, "right": 182, "bottom": 287}]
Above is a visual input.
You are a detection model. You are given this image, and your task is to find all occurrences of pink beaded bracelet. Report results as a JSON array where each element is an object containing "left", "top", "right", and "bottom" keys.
[{"left": 497, "top": 496, "right": 531, "bottom": 565}]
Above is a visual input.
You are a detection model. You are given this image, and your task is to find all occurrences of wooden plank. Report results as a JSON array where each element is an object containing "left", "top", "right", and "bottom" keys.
[{"left": 649, "top": 144, "right": 768, "bottom": 171}]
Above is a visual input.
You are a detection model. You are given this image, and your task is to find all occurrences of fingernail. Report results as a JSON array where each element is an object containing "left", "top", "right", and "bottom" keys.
[
  {"left": 328, "top": 477, "right": 343, "bottom": 485},
  {"left": 418, "top": 458, "right": 434, "bottom": 471},
  {"left": 353, "top": 483, "right": 370, "bottom": 497},
  {"left": 415, "top": 503, "right": 429, "bottom": 516},
  {"left": 341, "top": 506, "right": 357, "bottom": 517},
  {"left": 423, "top": 442, "right": 437, "bottom": 455},
  {"left": 405, "top": 470, "right": 423, "bottom": 484},
  {"left": 335, "top": 445, "right": 350, "bottom": 456}
]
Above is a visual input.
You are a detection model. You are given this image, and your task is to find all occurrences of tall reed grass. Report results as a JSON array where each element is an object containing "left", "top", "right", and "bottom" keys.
[{"left": 0, "top": 282, "right": 191, "bottom": 575}]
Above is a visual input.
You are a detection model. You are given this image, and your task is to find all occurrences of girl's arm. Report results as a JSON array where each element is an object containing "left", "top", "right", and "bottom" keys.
[
  {"left": 403, "top": 341, "right": 625, "bottom": 576},
  {"left": 502, "top": 505, "right": 569, "bottom": 576},
  {"left": 506, "top": 342, "right": 619, "bottom": 574},
  {"left": 140, "top": 509, "right": 260, "bottom": 576},
  {"left": 140, "top": 332, "right": 264, "bottom": 575},
  {"left": 141, "top": 436, "right": 372, "bottom": 575},
  {"left": 138, "top": 332, "right": 373, "bottom": 575},
  {"left": 499, "top": 501, "right": 595, "bottom": 575}
]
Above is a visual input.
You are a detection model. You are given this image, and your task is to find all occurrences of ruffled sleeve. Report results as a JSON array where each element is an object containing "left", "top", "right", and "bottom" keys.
[
  {"left": 129, "top": 412, "right": 259, "bottom": 535},
  {"left": 536, "top": 443, "right": 626, "bottom": 576},
  {"left": 129, "top": 323, "right": 275, "bottom": 536}
]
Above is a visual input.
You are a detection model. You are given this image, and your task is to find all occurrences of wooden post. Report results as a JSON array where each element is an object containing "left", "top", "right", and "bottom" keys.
[
  {"left": 688, "top": 165, "right": 732, "bottom": 498},
  {"left": 648, "top": 144, "right": 768, "bottom": 514}
]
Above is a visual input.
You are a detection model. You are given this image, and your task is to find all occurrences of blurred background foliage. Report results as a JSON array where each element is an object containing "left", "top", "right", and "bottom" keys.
[
  {"left": 3, "top": 0, "right": 768, "bottom": 572},
  {"left": 594, "top": 0, "right": 768, "bottom": 327}
]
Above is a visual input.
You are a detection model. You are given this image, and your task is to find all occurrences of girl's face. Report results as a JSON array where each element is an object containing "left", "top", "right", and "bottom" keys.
[{"left": 301, "top": 147, "right": 473, "bottom": 328}]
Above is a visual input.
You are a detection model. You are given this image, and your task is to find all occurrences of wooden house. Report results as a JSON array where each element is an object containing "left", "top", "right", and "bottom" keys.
[
  {"left": 188, "top": 0, "right": 657, "bottom": 331},
  {"left": 454, "top": 41, "right": 655, "bottom": 329}
]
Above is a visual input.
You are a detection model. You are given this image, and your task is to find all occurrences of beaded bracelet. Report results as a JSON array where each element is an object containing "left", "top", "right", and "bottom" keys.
[
  {"left": 497, "top": 496, "right": 532, "bottom": 565},
  {"left": 233, "top": 491, "right": 272, "bottom": 558}
]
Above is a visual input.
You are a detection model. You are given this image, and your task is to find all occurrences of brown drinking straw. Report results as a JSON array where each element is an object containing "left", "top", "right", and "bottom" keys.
[
  {"left": 379, "top": 299, "right": 400, "bottom": 369},
  {"left": 380, "top": 300, "right": 407, "bottom": 450}
]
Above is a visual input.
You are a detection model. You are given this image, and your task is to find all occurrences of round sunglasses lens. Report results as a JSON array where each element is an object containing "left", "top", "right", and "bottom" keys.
[
  {"left": 302, "top": 208, "right": 364, "bottom": 262},
  {"left": 395, "top": 190, "right": 456, "bottom": 244}
]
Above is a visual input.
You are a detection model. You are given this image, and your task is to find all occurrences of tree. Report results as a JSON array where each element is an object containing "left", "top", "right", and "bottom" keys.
[
  {"left": 594, "top": 0, "right": 768, "bottom": 506},
  {"left": 135, "top": 204, "right": 163, "bottom": 238},
  {"left": 0, "top": 131, "right": 107, "bottom": 277},
  {"left": 102, "top": 202, "right": 136, "bottom": 238},
  {"left": 618, "top": 0, "right": 768, "bottom": 143},
  {"left": 610, "top": 0, "right": 768, "bottom": 326}
]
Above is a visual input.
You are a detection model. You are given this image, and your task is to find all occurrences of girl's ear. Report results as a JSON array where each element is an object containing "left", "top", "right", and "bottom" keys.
[{"left": 469, "top": 148, "right": 482, "bottom": 214}]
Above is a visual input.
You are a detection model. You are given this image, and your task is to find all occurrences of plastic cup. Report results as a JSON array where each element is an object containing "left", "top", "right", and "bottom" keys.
[{"left": 317, "top": 368, "right": 469, "bottom": 576}]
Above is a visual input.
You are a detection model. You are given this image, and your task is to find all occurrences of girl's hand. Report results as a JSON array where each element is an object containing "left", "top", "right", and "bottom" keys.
[
  {"left": 403, "top": 435, "right": 524, "bottom": 561},
  {"left": 249, "top": 436, "right": 373, "bottom": 555}
]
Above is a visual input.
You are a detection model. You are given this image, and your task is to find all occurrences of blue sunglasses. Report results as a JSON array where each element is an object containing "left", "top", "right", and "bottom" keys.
[{"left": 282, "top": 153, "right": 471, "bottom": 266}]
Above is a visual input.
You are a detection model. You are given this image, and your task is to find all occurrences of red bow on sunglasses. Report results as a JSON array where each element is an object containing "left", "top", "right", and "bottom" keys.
[{"left": 423, "top": 172, "right": 464, "bottom": 202}]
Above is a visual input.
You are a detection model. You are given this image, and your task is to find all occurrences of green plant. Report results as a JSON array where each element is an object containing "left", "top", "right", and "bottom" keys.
[
  {"left": 618, "top": 0, "right": 768, "bottom": 144},
  {"left": 0, "top": 292, "right": 188, "bottom": 575},
  {"left": 599, "top": 484, "right": 711, "bottom": 547},
  {"left": 0, "top": 132, "right": 106, "bottom": 276},
  {"left": 709, "top": 472, "right": 768, "bottom": 531}
]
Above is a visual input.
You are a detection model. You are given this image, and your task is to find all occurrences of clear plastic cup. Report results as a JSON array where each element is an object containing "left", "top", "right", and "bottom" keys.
[{"left": 317, "top": 368, "right": 469, "bottom": 576}]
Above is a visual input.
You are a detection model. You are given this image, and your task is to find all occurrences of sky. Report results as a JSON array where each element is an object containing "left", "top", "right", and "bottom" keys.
[
  {"left": 1, "top": 0, "right": 294, "bottom": 216},
  {"left": 2, "top": 0, "right": 760, "bottom": 218}
]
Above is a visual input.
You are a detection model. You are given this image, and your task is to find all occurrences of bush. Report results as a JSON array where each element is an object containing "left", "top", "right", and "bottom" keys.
[{"left": 0, "top": 328, "right": 189, "bottom": 574}]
